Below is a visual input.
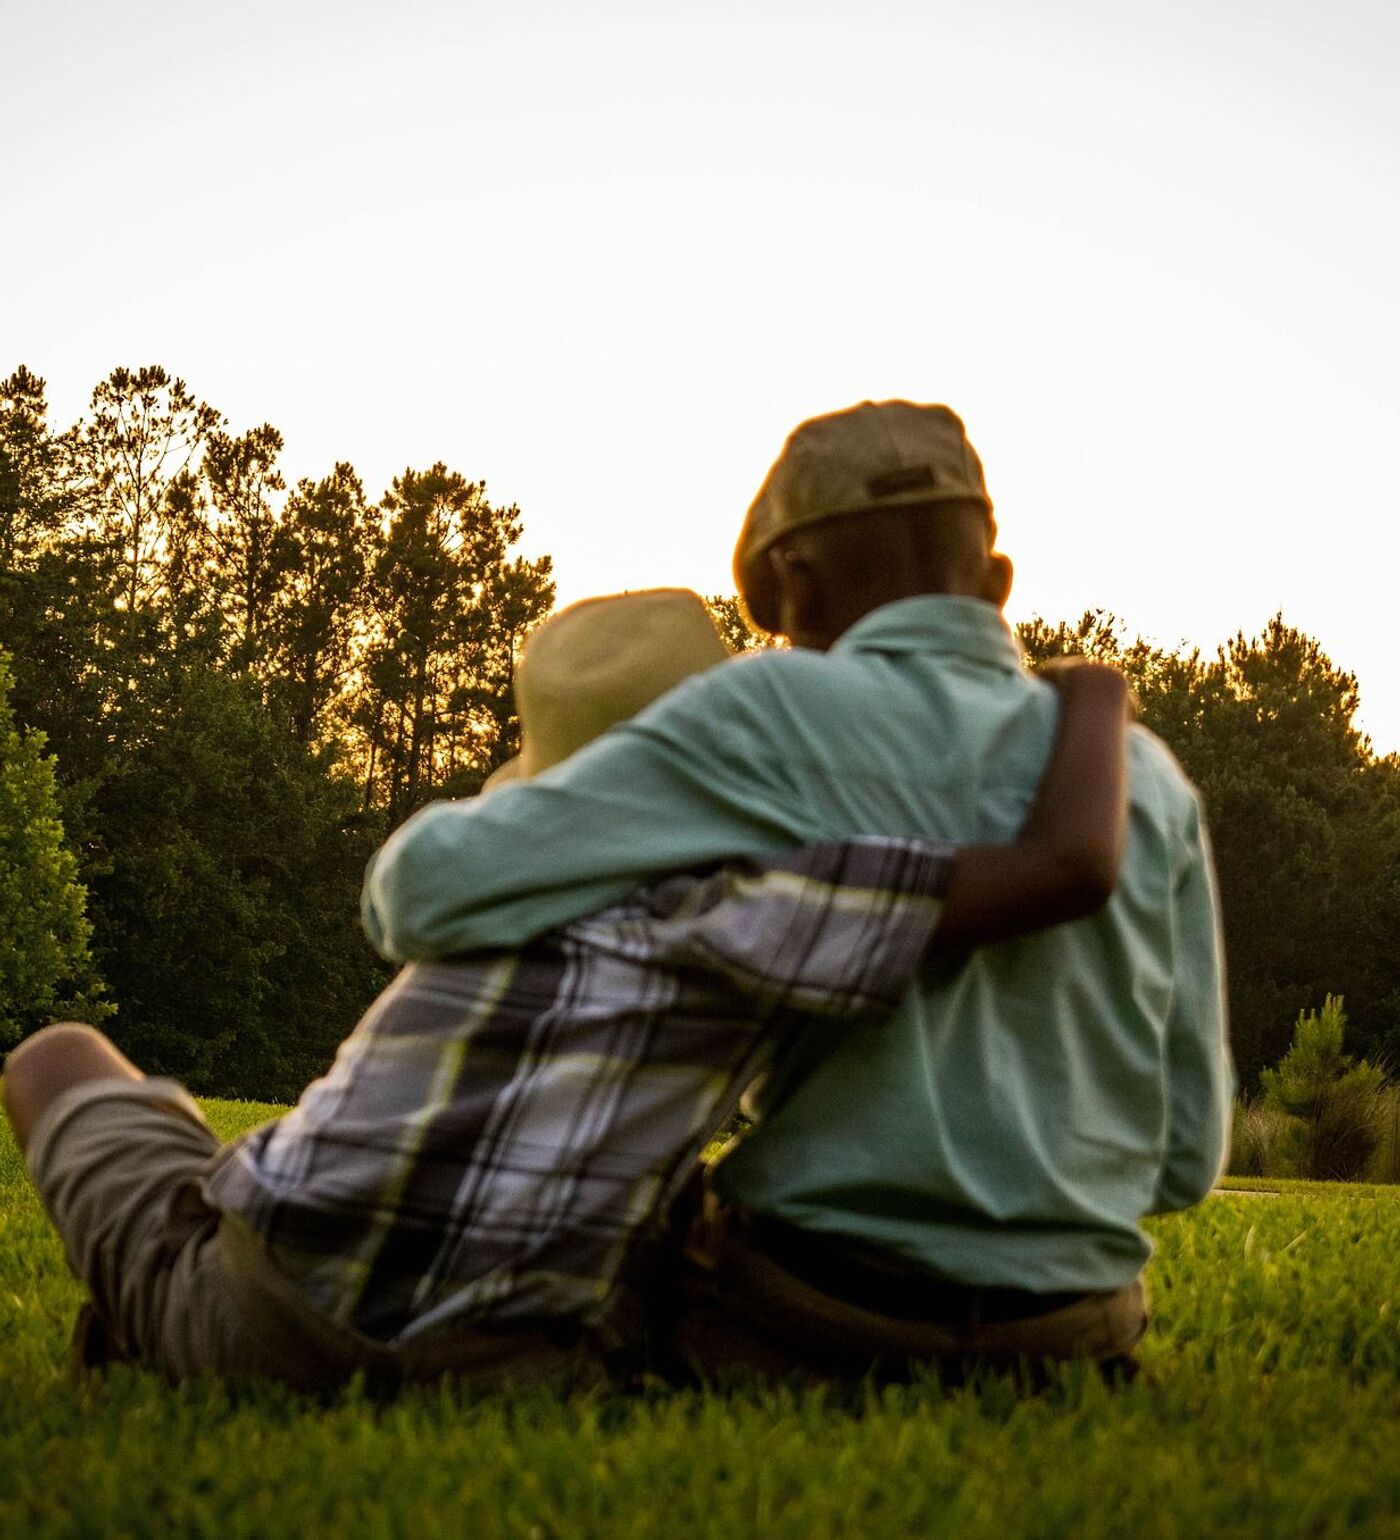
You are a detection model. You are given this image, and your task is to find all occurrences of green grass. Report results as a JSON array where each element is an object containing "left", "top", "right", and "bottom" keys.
[
  {"left": 5, "top": 1103, "right": 1400, "bottom": 1537},
  {"left": 1215, "top": 1173, "right": 1399, "bottom": 1198}
]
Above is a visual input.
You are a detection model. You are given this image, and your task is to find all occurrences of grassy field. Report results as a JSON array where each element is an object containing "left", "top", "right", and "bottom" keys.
[{"left": 4, "top": 1102, "right": 1400, "bottom": 1538}]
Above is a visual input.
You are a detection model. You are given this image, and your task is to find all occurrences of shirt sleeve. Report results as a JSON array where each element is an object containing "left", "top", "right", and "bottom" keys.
[
  {"left": 361, "top": 662, "right": 824, "bottom": 962},
  {"left": 1150, "top": 795, "right": 1236, "bottom": 1214},
  {"left": 572, "top": 838, "right": 955, "bottom": 1022}
]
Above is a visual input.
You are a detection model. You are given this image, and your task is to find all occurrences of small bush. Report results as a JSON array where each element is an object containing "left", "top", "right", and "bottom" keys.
[
  {"left": 1365, "top": 1085, "right": 1400, "bottom": 1184},
  {"left": 1228, "top": 1100, "right": 1299, "bottom": 1178},
  {"left": 1260, "top": 995, "right": 1386, "bottom": 1181}
]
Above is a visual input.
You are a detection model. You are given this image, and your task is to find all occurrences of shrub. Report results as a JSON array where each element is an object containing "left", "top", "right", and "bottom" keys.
[
  {"left": 1365, "top": 1085, "right": 1400, "bottom": 1184},
  {"left": 1228, "top": 1099, "right": 1299, "bottom": 1178},
  {"left": 1260, "top": 995, "right": 1386, "bottom": 1180}
]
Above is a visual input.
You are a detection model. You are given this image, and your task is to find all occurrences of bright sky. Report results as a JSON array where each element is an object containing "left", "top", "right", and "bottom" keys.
[{"left": 4, "top": 1, "right": 1399, "bottom": 746}]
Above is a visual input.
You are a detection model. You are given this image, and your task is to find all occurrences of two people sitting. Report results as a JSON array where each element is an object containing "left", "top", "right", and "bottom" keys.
[{"left": 3, "top": 400, "right": 1232, "bottom": 1389}]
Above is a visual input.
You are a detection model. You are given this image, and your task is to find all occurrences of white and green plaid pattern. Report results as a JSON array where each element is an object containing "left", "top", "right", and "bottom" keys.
[{"left": 205, "top": 838, "right": 950, "bottom": 1344}]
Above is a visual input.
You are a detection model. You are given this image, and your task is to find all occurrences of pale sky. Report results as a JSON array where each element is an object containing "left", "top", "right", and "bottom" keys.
[{"left": 4, "top": 0, "right": 1399, "bottom": 746}]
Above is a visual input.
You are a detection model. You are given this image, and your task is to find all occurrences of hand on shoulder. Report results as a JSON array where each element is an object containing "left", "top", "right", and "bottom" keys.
[{"left": 1038, "top": 657, "right": 1138, "bottom": 719}]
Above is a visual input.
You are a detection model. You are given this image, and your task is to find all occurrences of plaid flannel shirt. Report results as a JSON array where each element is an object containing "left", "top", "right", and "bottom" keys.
[{"left": 204, "top": 837, "right": 951, "bottom": 1344}]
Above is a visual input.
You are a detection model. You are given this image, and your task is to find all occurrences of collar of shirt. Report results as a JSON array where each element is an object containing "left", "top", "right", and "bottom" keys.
[{"left": 832, "top": 595, "right": 1025, "bottom": 673}]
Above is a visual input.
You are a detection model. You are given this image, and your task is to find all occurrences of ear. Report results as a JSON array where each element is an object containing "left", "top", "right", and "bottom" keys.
[
  {"left": 768, "top": 543, "right": 825, "bottom": 643},
  {"left": 983, "top": 551, "right": 1014, "bottom": 610}
]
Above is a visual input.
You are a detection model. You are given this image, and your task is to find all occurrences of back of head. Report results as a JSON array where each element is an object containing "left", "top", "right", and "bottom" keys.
[{"left": 733, "top": 400, "right": 996, "bottom": 637}]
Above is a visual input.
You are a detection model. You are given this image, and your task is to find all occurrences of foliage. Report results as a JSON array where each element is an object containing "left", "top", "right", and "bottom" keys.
[
  {"left": 8, "top": 1105, "right": 1400, "bottom": 1536},
  {"left": 1364, "top": 1085, "right": 1400, "bottom": 1185},
  {"left": 0, "top": 367, "right": 77, "bottom": 569},
  {"left": 0, "top": 363, "right": 553, "bottom": 1096},
  {"left": 1226, "top": 1099, "right": 1299, "bottom": 1179},
  {"left": 265, "top": 463, "right": 373, "bottom": 746},
  {"left": 704, "top": 593, "right": 778, "bottom": 653},
  {"left": 1021, "top": 610, "right": 1400, "bottom": 1081},
  {"left": 1230, "top": 1004, "right": 1400, "bottom": 1184},
  {"left": 198, "top": 422, "right": 288, "bottom": 666},
  {"left": 78, "top": 658, "right": 385, "bottom": 1098},
  {"left": 1257, "top": 995, "right": 1386, "bottom": 1181},
  {"left": 354, "top": 464, "right": 554, "bottom": 817},
  {"left": 70, "top": 365, "right": 221, "bottom": 615},
  {"left": 6, "top": 356, "right": 1400, "bottom": 1103},
  {"left": 0, "top": 652, "right": 107, "bottom": 1047}
]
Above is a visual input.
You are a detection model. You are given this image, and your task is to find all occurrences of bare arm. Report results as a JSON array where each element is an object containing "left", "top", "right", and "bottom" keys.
[{"left": 931, "top": 661, "right": 1132, "bottom": 953}]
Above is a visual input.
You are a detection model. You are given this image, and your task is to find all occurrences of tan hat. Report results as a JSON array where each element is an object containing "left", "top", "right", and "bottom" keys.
[
  {"left": 482, "top": 588, "right": 732, "bottom": 791},
  {"left": 733, "top": 400, "right": 993, "bottom": 633}
]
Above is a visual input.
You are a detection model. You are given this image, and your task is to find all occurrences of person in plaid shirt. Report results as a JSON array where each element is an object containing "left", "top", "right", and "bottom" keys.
[{"left": 4, "top": 590, "right": 1130, "bottom": 1390}]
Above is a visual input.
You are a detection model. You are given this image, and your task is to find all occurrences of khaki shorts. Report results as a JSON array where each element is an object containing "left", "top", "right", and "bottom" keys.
[{"left": 27, "top": 1077, "right": 607, "bottom": 1392}]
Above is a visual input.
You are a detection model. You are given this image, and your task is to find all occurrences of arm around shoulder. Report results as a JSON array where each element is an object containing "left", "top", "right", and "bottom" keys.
[
  {"left": 361, "top": 799, "right": 494, "bottom": 962},
  {"left": 932, "top": 660, "right": 1132, "bottom": 953},
  {"left": 361, "top": 670, "right": 808, "bottom": 961}
]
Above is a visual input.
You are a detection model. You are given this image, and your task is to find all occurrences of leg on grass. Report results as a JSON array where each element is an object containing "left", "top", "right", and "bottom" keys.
[{"left": 2, "top": 1023, "right": 143, "bottom": 1156}]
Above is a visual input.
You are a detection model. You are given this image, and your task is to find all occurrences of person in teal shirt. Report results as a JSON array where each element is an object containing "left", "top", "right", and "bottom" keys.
[{"left": 363, "top": 401, "right": 1232, "bottom": 1376}]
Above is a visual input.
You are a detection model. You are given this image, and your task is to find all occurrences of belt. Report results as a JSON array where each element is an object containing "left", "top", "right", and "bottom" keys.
[{"left": 745, "top": 1214, "right": 1090, "bottom": 1325}]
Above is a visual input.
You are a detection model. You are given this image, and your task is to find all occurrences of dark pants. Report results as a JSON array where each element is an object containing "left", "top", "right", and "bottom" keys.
[{"left": 665, "top": 1196, "right": 1149, "bottom": 1386}]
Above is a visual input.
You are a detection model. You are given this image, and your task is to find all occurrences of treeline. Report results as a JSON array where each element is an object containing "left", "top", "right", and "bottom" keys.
[
  {"left": 0, "top": 364, "right": 554, "bottom": 1097},
  {"left": 2, "top": 363, "right": 1398, "bottom": 1098}
]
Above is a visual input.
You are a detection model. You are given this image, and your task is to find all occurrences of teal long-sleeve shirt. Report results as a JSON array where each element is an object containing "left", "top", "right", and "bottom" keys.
[{"left": 362, "top": 597, "right": 1234, "bottom": 1291}]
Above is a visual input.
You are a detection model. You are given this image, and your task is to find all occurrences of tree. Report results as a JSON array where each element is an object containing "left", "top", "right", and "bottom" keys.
[
  {"left": 0, "top": 366, "right": 78, "bottom": 570},
  {"left": 1202, "top": 617, "right": 1368, "bottom": 802},
  {"left": 199, "top": 423, "right": 288, "bottom": 668},
  {"left": 266, "top": 463, "right": 374, "bottom": 747},
  {"left": 1260, "top": 995, "right": 1385, "bottom": 1180},
  {"left": 0, "top": 650, "right": 107, "bottom": 1047},
  {"left": 447, "top": 549, "right": 562, "bottom": 792},
  {"left": 0, "top": 364, "right": 568, "bottom": 1099},
  {"left": 705, "top": 594, "right": 778, "bottom": 653},
  {"left": 1018, "top": 610, "right": 1203, "bottom": 739},
  {"left": 1186, "top": 620, "right": 1377, "bottom": 1077},
  {"left": 0, "top": 367, "right": 119, "bottom": 830},
  {"left": 356, "top": 465, "right": 554, "bottom": 818},
  {"left": 83, "top": 656, "right": 383, "bottom": 1097},
  {"left": 72, "top": 366, "right": 221, "bottom": 616},
  {"left": 1020, "top": 610, "right": 1400, "bottom": 1081}
]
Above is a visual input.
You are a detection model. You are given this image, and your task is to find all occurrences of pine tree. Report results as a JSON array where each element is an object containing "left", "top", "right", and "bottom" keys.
[
  {"left": 72, "top": 365, "right": 220, "bottom": 615},
  {"left": 201, "top": 423, "right": 288, "bottom": 668},
  {"left": 266, "top": 463, "right": 374, "bottom": 746},
  {"left": 1260, "top": 996, "right": 1385, "bottom": 1180},
  {"left": 0, "top": 366, "right": 78, "bottom": 570},
  {"left": 356, "top": 465, "right": 554, "bottom": 817}
]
